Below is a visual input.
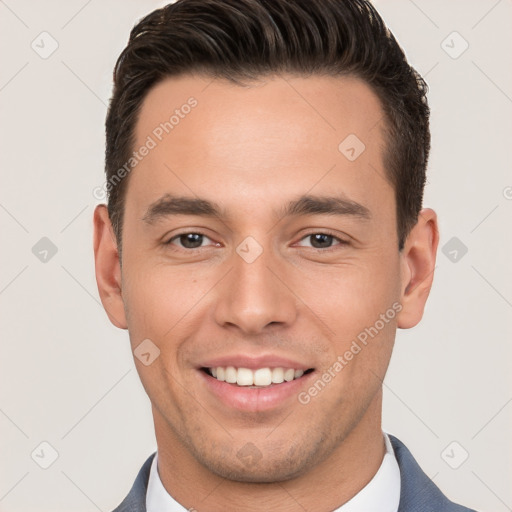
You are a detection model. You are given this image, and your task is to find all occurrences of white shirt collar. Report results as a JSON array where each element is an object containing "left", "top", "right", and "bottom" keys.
[{"left": 146, "top": 432, "right": 400, "bottom": 512}]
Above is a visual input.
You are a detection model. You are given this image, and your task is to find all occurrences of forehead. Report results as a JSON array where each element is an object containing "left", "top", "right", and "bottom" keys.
[{"left": 127, "top": 73, "right": 393, "bottom": 224}]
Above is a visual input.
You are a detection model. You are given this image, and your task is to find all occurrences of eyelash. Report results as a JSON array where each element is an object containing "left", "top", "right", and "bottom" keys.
[{"left": 164, "top": 230, "right": 349, "bottom": 252}]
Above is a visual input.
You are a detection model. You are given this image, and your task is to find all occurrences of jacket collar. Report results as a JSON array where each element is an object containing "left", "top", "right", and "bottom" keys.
[{"left": 389, "top": 435, "right": 475, "bottom": 512}]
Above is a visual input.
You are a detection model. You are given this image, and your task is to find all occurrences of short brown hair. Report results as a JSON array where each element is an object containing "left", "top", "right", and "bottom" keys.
[{"left": 105, "top": 0, "right": 430, "bottom": 252}]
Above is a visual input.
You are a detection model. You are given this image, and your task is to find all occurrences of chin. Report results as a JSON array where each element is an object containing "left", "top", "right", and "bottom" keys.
[
  {"left": 205, "top": 459, "right": 306, "bottom": 483},
  {"left": 191, "top": 439, "right": 324, "bottom": 484}
]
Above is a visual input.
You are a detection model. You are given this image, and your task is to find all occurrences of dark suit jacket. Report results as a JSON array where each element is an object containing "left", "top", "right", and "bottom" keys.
[{"left": 112, "top": 435, "right": 478, "bottom": 511}]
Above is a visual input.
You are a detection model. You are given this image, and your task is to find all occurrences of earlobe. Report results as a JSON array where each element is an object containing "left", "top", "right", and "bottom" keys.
[
  {"left": 396, "top": 208, "right": 439, "bottom": 329},
  {"left": 93, "top": 205, "right": 128, "bottom": 329}
]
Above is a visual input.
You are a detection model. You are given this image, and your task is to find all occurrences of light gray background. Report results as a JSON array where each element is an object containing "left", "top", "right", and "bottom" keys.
[{"left": 1, "top": 0, "right": 511, "bottom": 511}]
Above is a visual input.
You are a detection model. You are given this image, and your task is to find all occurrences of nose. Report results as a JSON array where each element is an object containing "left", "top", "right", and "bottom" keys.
[{"left": 213, "top": 241, "right": 297, "bottom": 335}]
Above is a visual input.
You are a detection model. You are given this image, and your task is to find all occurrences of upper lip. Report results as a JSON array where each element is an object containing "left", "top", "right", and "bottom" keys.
[{"left": 199, "top": 354, "right": 313, "bottom": 371}]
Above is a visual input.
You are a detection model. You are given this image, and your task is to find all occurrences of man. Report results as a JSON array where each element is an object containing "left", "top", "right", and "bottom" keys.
[{"left": 93, "top": 0, "right": 477, "bottom": 510}]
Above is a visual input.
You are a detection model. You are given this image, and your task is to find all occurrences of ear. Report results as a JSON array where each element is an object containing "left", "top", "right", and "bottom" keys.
[
  {"left": 396, "top": 208, "right": 439, "bottom": 329},
  {"left": 93, "top": 205, "right": 127, "bottom": 329}
]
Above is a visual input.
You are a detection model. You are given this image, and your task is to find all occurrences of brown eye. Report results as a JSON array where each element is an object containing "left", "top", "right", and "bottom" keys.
[
  {"left": 309, "top": 233, "right": 335, "bottom": 249},
  {"left": 167, "top": 232, "right": 211, "bottom": 249},
  {"left": 297, "top": 232, "right": 347, "bottom": 250}
]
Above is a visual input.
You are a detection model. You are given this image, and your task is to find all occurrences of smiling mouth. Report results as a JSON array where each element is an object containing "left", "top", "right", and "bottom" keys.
[{"left": 201, "top": 366, "right": 315, "bottom": 387}]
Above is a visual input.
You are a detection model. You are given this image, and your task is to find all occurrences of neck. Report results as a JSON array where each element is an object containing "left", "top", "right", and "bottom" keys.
[{"left": 153, "top": 391, "right": 385, "bottom": 512}]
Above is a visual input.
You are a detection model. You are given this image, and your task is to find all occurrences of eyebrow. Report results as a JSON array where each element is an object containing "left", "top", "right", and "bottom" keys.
[{"left": 142, "top": 193, "right": 371, "bottom": 224}]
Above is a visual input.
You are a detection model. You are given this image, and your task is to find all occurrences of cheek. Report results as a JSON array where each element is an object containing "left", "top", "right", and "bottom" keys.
[
  {"left": 121, "top": 261, "right": 214, "bottom": 346},
  {"left": 300, "top": 259, "right": 400, "bottom": 336},
  {"left": 297, "top": 256, "right": 400, "bottom": 394}
]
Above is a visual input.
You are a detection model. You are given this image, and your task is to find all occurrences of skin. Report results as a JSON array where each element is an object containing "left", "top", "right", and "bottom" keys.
[{"left": 94, "top": 74, "right": 438, "bottom": 511}]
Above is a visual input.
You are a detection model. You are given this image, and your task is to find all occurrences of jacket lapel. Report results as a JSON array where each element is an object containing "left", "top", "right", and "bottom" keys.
[
  {"left": 111, "top": 452, "right": 155, "bottom": 512},
  {"left": 390, "top": 435, "right": 476, "bottom": 512}
]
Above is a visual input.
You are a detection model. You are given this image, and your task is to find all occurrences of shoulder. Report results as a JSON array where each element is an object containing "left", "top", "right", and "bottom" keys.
[
  {"left": 111, "top": 452, "right": 156, "bottom": 512},
  {"left": 110, "top": 441, "right": 480, "bottom": 512},
  {"left": 389, "top": 435, "right": 478, "bottom": 512}
]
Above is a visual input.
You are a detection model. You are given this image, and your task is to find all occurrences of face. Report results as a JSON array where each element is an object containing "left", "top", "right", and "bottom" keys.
[{"left": 94, "top": 73, "right": 438, "bottom": 483}]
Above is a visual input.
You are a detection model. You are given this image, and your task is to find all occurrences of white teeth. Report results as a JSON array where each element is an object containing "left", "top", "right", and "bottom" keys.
[
  {"left": 271, "top": 367, "right": 284, "bottom": 384},
  {"left": 225, "top": 366, "right": 237, "bottom": 383},
  {"left": 208, "top": 366, "right": 309, "bottom": 386},
  {"left": 284, "top": 368, "right": 295, "bottom": 382},
  {"left": 254, "top": 368, "right": 272, "bottom": 386},
  {"left": 237, "top": 367, "right": 254, "bottom": 386}
]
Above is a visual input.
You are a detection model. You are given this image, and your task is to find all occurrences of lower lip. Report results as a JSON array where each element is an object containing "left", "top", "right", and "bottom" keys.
[{"left": 198, "top": 370, "right": 315, "bottom": 412}]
